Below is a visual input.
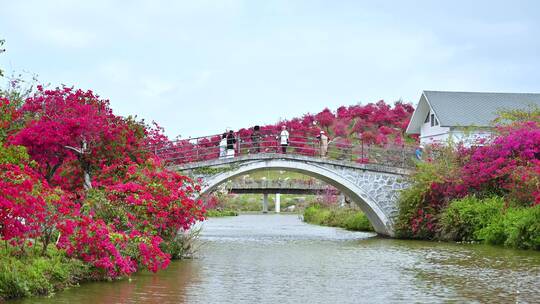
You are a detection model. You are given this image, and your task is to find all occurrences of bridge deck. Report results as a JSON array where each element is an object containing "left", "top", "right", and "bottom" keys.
[{"left": 169, "top": 153, "right": 413, "bottom": 176}]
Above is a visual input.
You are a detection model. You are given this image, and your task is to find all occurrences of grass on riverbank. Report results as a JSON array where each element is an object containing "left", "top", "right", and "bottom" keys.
[
  {"left": 0, "top": 245, "right": 90, "bottom": 301},
  {"left": 303, "top": 205, "right": 374, "bottom": 232},
  {"left": 206, "top": 209, "right": 239, "bottom": 217}
]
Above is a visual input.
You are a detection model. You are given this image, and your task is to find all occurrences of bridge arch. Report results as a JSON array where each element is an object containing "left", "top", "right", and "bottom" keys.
[{"left": 196, "top": 158, "right": 402, "bottom": 236}]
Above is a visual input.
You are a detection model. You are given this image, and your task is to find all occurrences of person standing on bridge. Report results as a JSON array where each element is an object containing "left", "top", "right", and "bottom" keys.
[
  {"left": 317, "top": 130, "right": 329, "bottom": 158},
  {"left": 415, "top": 145, "right": 424, "bottom": 161},
  {"left": 219, "top": 133, "right": 227, "bottom": 159},
  {"left": 251, "top": 125, "right": 261, "bottom": 153},
  {"left": 279, "top": 125, "right": 289, "bottom": 153},
  {"left": 226, "top": 130, "right": 236, "bottom": 158}
]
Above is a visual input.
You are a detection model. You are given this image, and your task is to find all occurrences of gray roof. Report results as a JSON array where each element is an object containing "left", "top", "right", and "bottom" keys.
[{"left": 424, "top": 90, "right": 540, "bottom": 127}]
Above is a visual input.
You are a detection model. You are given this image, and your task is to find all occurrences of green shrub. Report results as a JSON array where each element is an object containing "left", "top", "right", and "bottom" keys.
[
  {"left": 475, "top": 215, "right": 507, "bottom": 246},
  {"left": 504, "top": 205, "right": 540, "bottom": 249},
  {"left": 303, "top": 205, "right": 373, "bottom": 232},
  {"left": 302, "top": 205, "right": 320, "bottom": 223},
  {"left": 440, "top": 196, "right": 504, "bottom": 241},
  {"left": 0, "top": 246, "right": 89, "bottom": 300},
  {"left": 304, "top": 205, "right": 332, "bottom": 225},
  {"left": 477, "top": 205, "right": 540, "bottom": 250},
  {"left": 342, "top": 211, "right": 373, "bottom": 231}
]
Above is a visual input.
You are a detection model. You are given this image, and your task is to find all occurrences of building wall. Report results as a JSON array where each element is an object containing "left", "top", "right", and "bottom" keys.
[
  {"left": 448, "top": 129, "right": 492, "bottom": 147},
  {"left": 420, "top": 128, "right": 492, "bottom": 146},
  {"left": 419, "top": 121, "right": 450, "bottom": 145}
]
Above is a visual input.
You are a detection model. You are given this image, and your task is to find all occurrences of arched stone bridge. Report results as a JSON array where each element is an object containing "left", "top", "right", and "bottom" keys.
[{"left": 169, "top": 153, "right": 412, "bottom": 237}]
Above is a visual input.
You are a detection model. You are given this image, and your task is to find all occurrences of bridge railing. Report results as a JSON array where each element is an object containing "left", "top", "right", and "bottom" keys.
[
  {"left": 149, "top": 131, "right": 417, "bottom": 168},
  {"left": 226, "top": 179, "right": 330, "bottom": 190}
]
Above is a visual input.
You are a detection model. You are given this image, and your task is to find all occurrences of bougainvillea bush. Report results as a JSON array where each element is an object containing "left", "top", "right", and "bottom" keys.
[
  {"left": 0, "top": 86, "right": 206, "bottom": 283},
  {"left": 396, "top": 121, "right": 540, "bottom": 249}
]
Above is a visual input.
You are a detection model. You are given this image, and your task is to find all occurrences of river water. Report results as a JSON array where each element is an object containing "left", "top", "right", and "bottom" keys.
[{"left": 16, "top": 214, "right": 540, "bottom": 303}]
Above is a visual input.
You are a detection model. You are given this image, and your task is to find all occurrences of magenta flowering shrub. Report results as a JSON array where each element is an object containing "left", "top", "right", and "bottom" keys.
[
  {"left": 400, "top": 122, "right": 540, "bottom": 239},
  {"left": 56, "top": 216, "right": 137, "bottom": 277},
  {"left": 0, "top": 163, "right": 48, "bottom": 247},
  {"left": 461, "top": 122, "right": 540, "bottom": 204}
]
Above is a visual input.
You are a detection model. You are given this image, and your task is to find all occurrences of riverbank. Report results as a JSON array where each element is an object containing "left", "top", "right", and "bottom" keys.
[
  {"left": 207, "top": 209, "right": 301, "bottom": 217},
  {"left": 398, "top": 195, "right": 540, "bottom": 250},
  {"left": 0, "top": 229, "right": 201, "bottom": 301},
  {"left": 206, "top": 209, "right": 239, "bottom": 217},
  {"left": 0, "top": 246, "right": 90, "bottom": 301},
  {"left": 302, "top": 205, "right": 374, "bottom": 232}
]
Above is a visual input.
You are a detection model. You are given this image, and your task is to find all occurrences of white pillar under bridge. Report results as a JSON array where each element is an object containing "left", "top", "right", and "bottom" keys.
[
  {"left": 275, "top": 193, "right": 281, "bottom": 213},
  {"left": 262, "top": 193, "right": 269, "bottom": 213}
]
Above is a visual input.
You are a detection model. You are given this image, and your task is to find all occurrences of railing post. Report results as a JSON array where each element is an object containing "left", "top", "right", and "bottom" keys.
[
  {"left": 196, "top": 138, "right": 199, "bottom": 161},
  {"left": 236, "top": 134, "right": 240, "bottom": 156},
  {"left": 361, "top": 139, "right": 364, "bottom": 163}
]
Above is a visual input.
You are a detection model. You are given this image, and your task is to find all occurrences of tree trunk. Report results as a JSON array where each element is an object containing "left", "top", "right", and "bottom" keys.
[{"left": 83, "top": 169, "right": 92, "bottom": 190}]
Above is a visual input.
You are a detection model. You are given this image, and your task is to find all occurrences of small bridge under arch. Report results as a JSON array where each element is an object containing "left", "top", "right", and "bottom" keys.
[{"left": 169, "top": 153, "right": 412, "bottom": 237}]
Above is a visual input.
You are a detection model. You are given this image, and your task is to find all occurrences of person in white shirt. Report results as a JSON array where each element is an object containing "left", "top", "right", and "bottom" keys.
[
  {"left": 279, "top": 125, "right": 289, "bottom": 153},
  {"left": 317, "top": 130, "right": 329, "bottom": 158},
  {"left": 219, "top": 133, "right": 227, "bottom": 159}
]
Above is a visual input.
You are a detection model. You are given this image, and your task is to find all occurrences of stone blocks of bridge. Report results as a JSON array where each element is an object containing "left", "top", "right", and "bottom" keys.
[{"left": 334, "top": 168, "right": 410, "bottom": 224}]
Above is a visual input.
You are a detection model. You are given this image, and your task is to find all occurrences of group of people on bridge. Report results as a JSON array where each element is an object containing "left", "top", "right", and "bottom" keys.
[{"left": 218, "top": 126, "right": 330, "bottom": 159}]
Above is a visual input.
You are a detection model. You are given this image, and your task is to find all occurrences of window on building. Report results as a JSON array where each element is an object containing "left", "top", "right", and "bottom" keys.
[
  {"left": 430, "top": 114, "right": 439, "bottom": 127},
  {"left": 424, "top": 112, "right": 430, "bottom": 123}
]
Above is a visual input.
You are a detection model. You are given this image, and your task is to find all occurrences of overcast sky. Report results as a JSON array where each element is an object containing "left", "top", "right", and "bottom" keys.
[{"left": 1, "top": 0, "right": 539, "bottom": 137}]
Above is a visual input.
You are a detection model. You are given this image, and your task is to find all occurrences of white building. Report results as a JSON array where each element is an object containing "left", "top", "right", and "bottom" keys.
[{"left": 406, "top": 91, "right": 540, "bottom": 146}]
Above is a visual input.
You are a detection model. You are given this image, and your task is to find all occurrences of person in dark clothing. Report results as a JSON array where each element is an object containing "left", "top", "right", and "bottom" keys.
[
  {"left": 226, "top": 130, "right": 236, "bottom": 158},
  {"left": 251, "top": 125, "right": 261, "bottom": 153}
]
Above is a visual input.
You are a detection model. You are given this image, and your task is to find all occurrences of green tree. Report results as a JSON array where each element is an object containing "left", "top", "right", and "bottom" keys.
[{"left": 494, "top": 104, "right": 540, "bottom": 125}]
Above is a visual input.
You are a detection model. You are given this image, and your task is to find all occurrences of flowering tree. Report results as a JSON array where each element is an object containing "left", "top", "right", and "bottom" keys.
[
  {"left": 10, "top": 86, "right": 149, "bottom": 191},
  {"left": 315, "top": 108, "right": 335, "bottom": 132},
  {"left": 1, "top": 87, "right": 206, "bottom": 278}
]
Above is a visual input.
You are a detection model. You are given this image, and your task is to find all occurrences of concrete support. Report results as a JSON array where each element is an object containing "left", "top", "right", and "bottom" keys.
[
  {"left": 275, "top": 193, "right": 281, "bottom": 213},
  {"left": 339, "top": 193, "right": 346, "bottom": 207},
  {"left": 262, "top": 193, "right": 269, "bottom": 213}
]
